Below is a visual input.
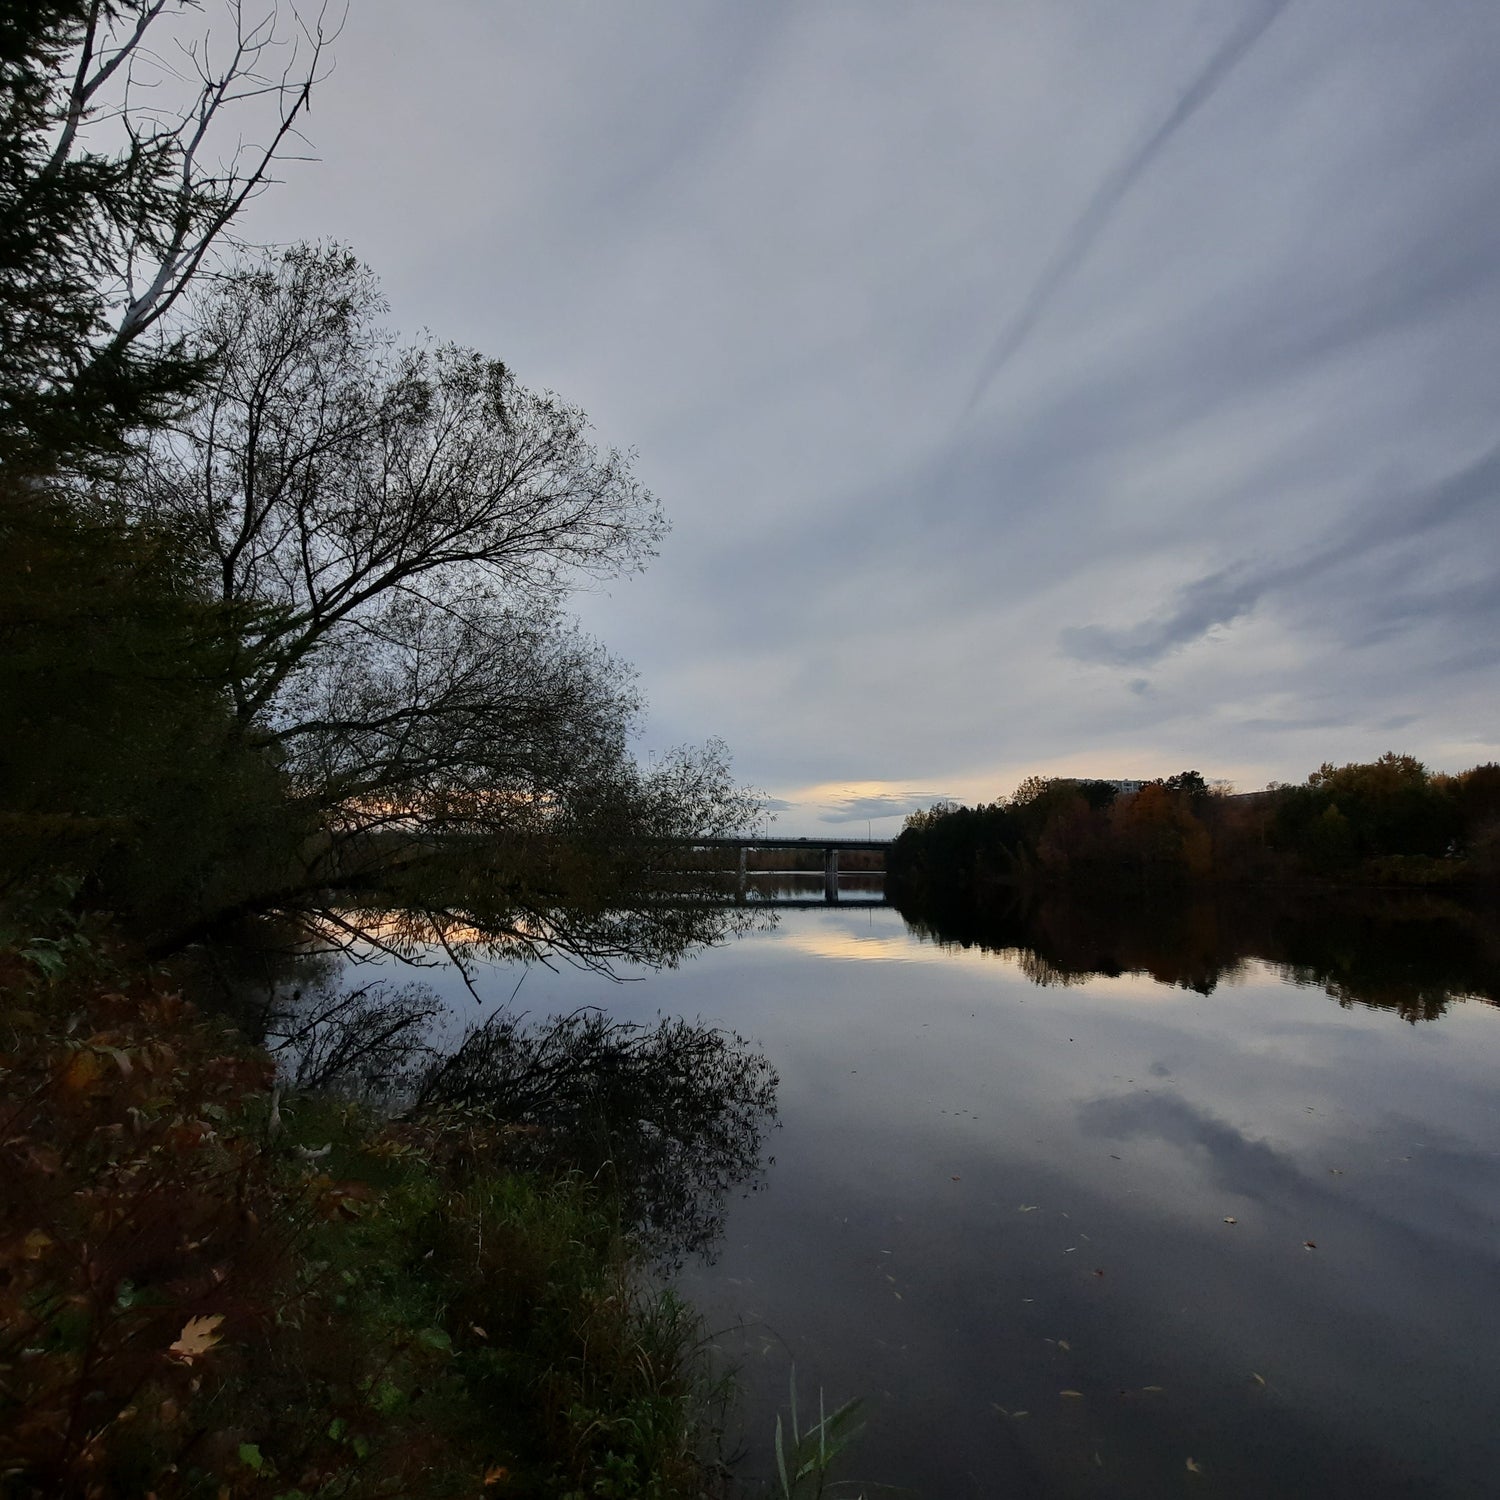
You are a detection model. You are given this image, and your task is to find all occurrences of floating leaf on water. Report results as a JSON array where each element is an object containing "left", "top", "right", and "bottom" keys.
[
  {"left": 1057, "top": 1340, "right": 1071, "bottom": 1352},
  {"left": 1142, "top": 1385, "right": 1164, "bottom": 1393},
  {"left": 1063, "top": 1246, "right": 1077, "bottom": 1254},
  {"left": 482, "top": 1467, "right": 509, "bottom": 1486},
  {"left": 1223, "top": 1217, "right": 1237, "bottom": 1225},
  {"left": 1252, "top": 1372, "right": 1267, "bottom": 1386},
  {"left": 1186, "top": 1457, "right": 1204, "bottom": 1474},
  {"left": 1019, "top": 1205, "right": 1039, "bottom": 1212},
  {"left": 951, "top": 1175, "right": 962, "bottom": 1181},
  {"left": 1060, "top": 1390, "right": 1084, "bottom": 1399},
  {"left": 1303, "top": 1241, "right": 1318, "bottom": 1250},
  {"left": 1092, "top": 1268, "right": 1106, "bottom": 1277},
  {"left": 1329, "top": 1168, "right": 1344, "bottom": 1176}
]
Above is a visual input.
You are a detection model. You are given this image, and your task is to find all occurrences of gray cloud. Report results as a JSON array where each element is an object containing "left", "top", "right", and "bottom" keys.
[
  {"left": 820, "top": 793, "right": 952, "bottom": 825},
  {"left": 957, "top": 0, "right": 1292, "bottom": 425},
  {"left": 235, "top": 2, "right": 1500, "bottom": 817},
  {"left": 1061, "top": 439, "right": 1500, "bottom": 668}
]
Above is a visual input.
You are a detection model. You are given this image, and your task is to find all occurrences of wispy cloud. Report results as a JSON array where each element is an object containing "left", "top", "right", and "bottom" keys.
[
  {"left": 820, "top": 791, "right": 953, "bottom": 825},
  {"left": 957, "top": 0, "right": 1293, "bottom": 423}
]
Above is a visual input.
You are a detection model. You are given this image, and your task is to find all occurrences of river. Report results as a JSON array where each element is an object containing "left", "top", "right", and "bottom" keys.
[{"left": 339, "top": 880, "right": 1500, "bottom": 1498}]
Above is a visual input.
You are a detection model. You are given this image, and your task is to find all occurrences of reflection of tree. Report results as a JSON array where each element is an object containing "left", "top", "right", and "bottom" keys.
[
  {"left": 894, "top": 889, "right": 1500, "bottom": 1022},
  {"left": 262, "top": 971, "right": 778, "bottom": 1266}
]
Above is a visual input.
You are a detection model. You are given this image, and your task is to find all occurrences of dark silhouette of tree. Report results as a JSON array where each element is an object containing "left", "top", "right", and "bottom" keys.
[
  {"left": 117, "top": 245, "right": 757, "bottom": 963},
  {"left": 0, "top": 1, "right": 333, "bottom": 474}
]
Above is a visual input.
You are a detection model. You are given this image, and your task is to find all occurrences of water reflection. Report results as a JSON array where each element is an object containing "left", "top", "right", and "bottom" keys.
[
  {"left": 224, "top": 892, "right": 1500, "bottom": 1496},
  {"left": 655, "top": 898, "right": 1500, "bottom": 1499},
  {"left": 894, "top": 888, "right": 1500, "bottom": 1020},
  {"left": 209, "top": 950, "right": 782, "bottom": 1271}
]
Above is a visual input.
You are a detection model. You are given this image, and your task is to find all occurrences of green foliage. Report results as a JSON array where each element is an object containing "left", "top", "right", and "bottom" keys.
[
  {"left": 1271, "top": 753, "right": 1461, "bottom": 870},
  {"left": 772, "top": 1370, "right": 864, "bottom": 1500}
]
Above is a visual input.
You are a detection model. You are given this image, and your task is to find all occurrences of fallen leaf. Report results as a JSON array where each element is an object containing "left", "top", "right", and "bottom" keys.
[
  {"left": 1303, "top": 1241, "right": 1317, "bottom": 1250},
  {"left": 1057, "top": 1340, "right": 1072, "bottom": 1352},
  {"left": 1223, "top": 1217, "right": 1237, "bottom": 1225},
  {"left": 1251, "top": 1372, "right": 1267, "bottom": 1387},
  {"left": 950, "top": 1175, "right": 961, "bottom": 1182},
  {"left": 1092, "top": 1268, "right": 1106, "bottom": 1277},
  {"left": 483, "top": 1466, "right": 509, "bottom": 1486},
  {"left": 60, "top": 1049, "right": 102, "bottom": 1094},
  {"left": 168, "top": 1314, "right": 224, "bottom": 1363},
  {"left": 1141, "top": 1385, "right": 1164, "bottom": 1393},
  {"left": 1060, "top": 1390, "right": 1084, "bottom": 1399},
  {"left": 1019, "top": 1204, "right": 1039, "bottom": 1212},
  {"left": 1186, "top": 1457, "right": 1203, "bottom": 1474}
]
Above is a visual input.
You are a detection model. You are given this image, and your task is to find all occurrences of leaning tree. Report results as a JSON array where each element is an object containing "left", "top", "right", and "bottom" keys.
[{"left": 126, "top": 244, "right": 759, "bottom": 966}]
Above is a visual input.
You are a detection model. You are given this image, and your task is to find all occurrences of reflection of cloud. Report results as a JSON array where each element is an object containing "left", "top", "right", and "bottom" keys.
[
  {"left": 779, "top": 923, "right": 1198, "bottom": 1002},
  {"left": 761, "top": 796, "right": 797, "bottom": 813},
  {"left": 1077, "top": 1090, "right": 1308, "bottom": 1203}
]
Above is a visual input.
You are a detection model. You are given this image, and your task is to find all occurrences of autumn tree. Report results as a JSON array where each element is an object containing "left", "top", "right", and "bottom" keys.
[{"left": 120, "top": 245, "right": 757, "bottom": 962}]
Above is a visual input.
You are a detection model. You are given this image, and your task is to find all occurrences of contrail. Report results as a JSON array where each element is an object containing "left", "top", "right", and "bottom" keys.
[{"left": 955, "top": 0, "right": 1293, "bottom": 427}]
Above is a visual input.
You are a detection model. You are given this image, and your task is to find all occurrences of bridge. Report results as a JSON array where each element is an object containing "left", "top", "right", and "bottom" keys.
[{"left": 681, "top": 835, "right": 893, "bottom": 903}]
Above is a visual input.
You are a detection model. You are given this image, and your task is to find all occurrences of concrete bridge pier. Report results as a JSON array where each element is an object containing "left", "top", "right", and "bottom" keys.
[{"left": 824, "top": 847, "right": 840, "bottom": 903}]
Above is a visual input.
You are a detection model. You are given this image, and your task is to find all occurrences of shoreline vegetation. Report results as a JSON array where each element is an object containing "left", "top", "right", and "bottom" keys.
[
  {"left": 887, "top": 756, "right": 1500, "bottom": 906},
  {"left": 2, "top": 933, "right": 764, "bottom": 1497},
  {"left": 1, "top": 10, "right": 799, "bottom": 1497}
]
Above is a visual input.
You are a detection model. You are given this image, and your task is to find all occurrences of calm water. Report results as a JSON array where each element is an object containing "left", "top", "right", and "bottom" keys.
[{"left": 386, "top": 885, "right": 1500, "bottom": 1498}]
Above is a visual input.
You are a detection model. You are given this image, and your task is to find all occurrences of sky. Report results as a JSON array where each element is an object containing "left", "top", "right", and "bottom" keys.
[{"left": 239, "top": 0, "right": 1500, "bottom": 835}]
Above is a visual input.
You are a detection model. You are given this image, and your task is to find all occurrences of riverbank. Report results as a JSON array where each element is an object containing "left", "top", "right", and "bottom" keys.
[{"left": 0, "top": 932, "right": 729, "bottom": 1499}]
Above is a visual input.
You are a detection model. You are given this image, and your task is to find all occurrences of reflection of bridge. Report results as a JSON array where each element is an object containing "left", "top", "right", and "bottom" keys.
[{"left": 684, "top": 836, "right": 892, "bottom": 904}]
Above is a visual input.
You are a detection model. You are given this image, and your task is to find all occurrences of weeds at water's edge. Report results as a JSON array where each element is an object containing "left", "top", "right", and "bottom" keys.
[
  {"left": 0, "top": 943, "right": 735, "bottom": 1497},
  {"left": 772, "top": 1369, "right": 865, "bottom": 1500}
]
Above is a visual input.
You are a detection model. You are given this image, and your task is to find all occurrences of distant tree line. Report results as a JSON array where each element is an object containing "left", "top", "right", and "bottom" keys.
[{"left": 887, "top": 755, "right": 1500, "bottom": 900}]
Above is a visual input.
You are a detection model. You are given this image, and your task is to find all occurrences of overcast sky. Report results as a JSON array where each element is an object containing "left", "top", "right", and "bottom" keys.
[{"left": 242, "top": 0, "right": 1500, "bottom": 833}]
